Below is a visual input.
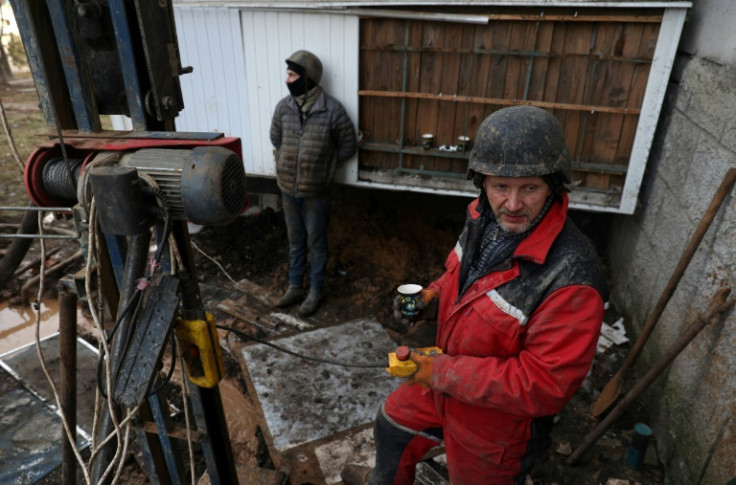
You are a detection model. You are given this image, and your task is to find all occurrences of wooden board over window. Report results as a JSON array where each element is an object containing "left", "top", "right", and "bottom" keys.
[{"left": 357, "top": 7, "right": 687, "bottom": 213}]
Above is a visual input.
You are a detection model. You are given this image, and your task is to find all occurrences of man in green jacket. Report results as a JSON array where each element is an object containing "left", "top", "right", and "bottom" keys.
[{"left": 270, "top": 50, "right": 358, "bottom": 316}]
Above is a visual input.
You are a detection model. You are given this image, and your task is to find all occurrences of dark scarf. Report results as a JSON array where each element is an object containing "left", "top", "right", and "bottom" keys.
[{"left": 458, "top": 194, "right": 554, "bottom": 297}]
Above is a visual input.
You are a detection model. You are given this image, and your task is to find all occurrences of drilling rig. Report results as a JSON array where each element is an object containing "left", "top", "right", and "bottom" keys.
[{"left": 5, "top": 1, "right": 246, "bottom": 483}]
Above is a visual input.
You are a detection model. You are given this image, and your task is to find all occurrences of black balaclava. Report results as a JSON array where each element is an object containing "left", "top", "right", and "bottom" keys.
[{"left": 286, "top": 60, "right": 316, "bottom": 97}]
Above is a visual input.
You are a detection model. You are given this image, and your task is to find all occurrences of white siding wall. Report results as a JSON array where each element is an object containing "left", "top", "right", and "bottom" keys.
[
  {"left": 173, "top": 7, "right": 253, "bottom": 169},
  {"left": 240, "top": 10, "right": 359, "bottom": 179},
  {"left": 173, "top": 6, "right": 359, "bottom": 180}
]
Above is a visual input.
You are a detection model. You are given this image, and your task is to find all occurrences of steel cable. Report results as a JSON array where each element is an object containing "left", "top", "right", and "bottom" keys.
[{"left": 41, "top": 157, "right": 84, "bottom": 200}]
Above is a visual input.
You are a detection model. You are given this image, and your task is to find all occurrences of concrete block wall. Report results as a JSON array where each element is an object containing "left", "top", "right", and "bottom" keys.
[{"left": 608, "top": 55, "right": 736, "bottom": 484}]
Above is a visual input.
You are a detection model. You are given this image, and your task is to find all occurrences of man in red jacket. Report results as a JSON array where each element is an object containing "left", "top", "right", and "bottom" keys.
[{"left": 342, "top": 106, "right": 607, "bottom": 485}]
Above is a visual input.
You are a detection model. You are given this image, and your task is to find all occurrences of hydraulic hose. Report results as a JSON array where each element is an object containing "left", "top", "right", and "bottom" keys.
[{"left": 0, "top": 203, "right": 39, "bottom": 291}]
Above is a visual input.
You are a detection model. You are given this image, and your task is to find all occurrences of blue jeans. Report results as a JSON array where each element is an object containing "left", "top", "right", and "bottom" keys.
[{"left": 281, "top": 192, "right": 330, "bottom": 291}]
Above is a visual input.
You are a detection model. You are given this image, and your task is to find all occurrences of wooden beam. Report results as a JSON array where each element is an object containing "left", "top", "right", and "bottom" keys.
[
  {"left": 138, "top": 421, "right": 206, "bottom": 442},
  {"left": 358, "top": 90, "right": 641, "bottom": 115},
  {"left": 360, "top": 44, "right": 654, "bottom": 65}
]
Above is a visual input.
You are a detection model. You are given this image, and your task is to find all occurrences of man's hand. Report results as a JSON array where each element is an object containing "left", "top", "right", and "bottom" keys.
[
  {"left": 392, "top": 289, "right": 439, "bottom": 328},
  {"left": 407, "top": 349, "right": 436, "bottom": 388}
]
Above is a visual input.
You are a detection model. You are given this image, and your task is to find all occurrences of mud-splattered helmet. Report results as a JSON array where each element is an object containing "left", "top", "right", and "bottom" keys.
[
  {"left": 467, "top": 106, "right": 572, "bottom": 187},
  {"left": 285, "top": 50, "right": 323, "bottom": 87}
]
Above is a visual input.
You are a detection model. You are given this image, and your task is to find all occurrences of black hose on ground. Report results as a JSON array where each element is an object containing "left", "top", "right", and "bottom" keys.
[{"left": 0, "top": 203, "right": 38, "bottom": 291}]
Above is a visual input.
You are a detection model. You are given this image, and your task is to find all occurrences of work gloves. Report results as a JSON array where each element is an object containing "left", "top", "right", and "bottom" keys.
[
  {"left": 407, "top": 349, "right": 437, "bottom": 389},
  {"left": 393, "top": 288, "right": 439, "bottom": 328}
]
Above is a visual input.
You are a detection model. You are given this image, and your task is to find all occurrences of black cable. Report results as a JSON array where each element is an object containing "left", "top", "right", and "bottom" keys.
[
  {"left": 107, "top": 289, "right": 142, "bottom": 343},
  {"left": 96, "top": 289, "right": 143, "bottom": 399},
  {"left": 152, "top": 208, "right": 171, "bottom": 265},
  {"left": 94, "top": 173, "right": 176, "bottom": 402},
  {"left": 216, "top": 324, "right": 387, "bottom": 369},
  {"left": 146, "top": 335, "right": 177, "bottom": 399}
]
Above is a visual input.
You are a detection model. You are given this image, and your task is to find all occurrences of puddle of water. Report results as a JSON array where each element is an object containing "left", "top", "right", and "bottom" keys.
[{"left": 0, "top": 299, "right": 91, "bottom": 355}]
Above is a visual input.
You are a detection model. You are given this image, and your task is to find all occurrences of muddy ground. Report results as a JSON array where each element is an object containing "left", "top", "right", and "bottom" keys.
[
  {"left": 189, "top": 187, "right": 662, "bottom": 485},
  {"left": 0, "top": 76, "right": 663, "bottom": 484}
]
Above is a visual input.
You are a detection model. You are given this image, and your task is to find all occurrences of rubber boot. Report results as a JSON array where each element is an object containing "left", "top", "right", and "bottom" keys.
[
  {"left": 297, "top": 287, "right": 322, "bottom": 316},
  {"left": 276, "top": 285, "right": 305, "bottom": 307},
  {"left": 340, "top": 464, "right": 372, "bottom": 485}
]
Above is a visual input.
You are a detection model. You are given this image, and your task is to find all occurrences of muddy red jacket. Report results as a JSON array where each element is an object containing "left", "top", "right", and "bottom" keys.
[{"left": 425, "top": 193, "right": 607, "bottom": 460}]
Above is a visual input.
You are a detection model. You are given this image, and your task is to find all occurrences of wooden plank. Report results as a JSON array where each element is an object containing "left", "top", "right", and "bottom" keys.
[
  {"left": 614, "top": 22, "right": 658, "bottom": 173},
  {"left": 505, "top": 20, "right": 535, "bottom": 100},
  {"left": 413, "top": 21, "right": 446, "bottom": 172},
  {"left": 381, "top": 19, "right": 403, "bottom": 171},
  {"left": 359, "top": 20, "right": 377, "bottom": 143},
  {"left": 357, "top": 91, "right": 641, "bottom": 116},
  {"left": 434, "top": 21, "right": 464, "bottom": 174},
  {"left": 362, "top": 44, "right": 656, "bottom": 66},
  {"left": 404, "top": 20, "right": 423, "bottom": 150},
  {"left": 544, "top": 21, "right": 564, "bottom": 142},
  {"left": 449, "top": 23, "right": 477, "bottom": 174},
  {"left": 387, "top": 17, "right": 407, "bottom": 151},
  {"left": 367, "top": 17, "right": 406, "bottom": 173},
  {"left": 367, "top": 19, "right": 393, "bottom": 170},
  {"left": 559, "top": 21, "right": 593, "bottom": 174},
  {"left": 400, "top": 18, "right": 419, "bottom": 171},
  {"left": 358, "top": 19, "right": 374, "bottom": 144},
  {"left": 503, "top": 21, "right": 523, "bottom": 99},
  {"left": 373, "top": 19, "right": 391, "bottom": 149},
  {"left": 217, "top": 299, "right": 283, "bottom": 335},
  {"left": 488, "top": 18, "right": 512, "bottom": 119},
  {"left": 466, "top": 24, "right": 491, "bottom": 145},
  {"left": 234, "top": 278, "right": 279, "bottom": 307},
  {"left": 581, "top": 23, "right": 618, "bottom": 189},
  {"left": 138, "top": 421, "right": 207, "bottom": 442},
  {"left": 528, "top": 21, "right": 553, "bottom": 103},
  {"left": 588, "top": 23, "right": 637, "bottom": 191}
]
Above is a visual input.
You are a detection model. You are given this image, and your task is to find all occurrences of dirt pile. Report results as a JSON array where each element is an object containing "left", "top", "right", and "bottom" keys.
[{"left": 192, "top": 186, "right": 469, "bottom": 340}]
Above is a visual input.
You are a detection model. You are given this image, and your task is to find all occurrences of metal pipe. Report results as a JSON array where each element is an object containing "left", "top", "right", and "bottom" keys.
[
  {"left": 222, "top": 4, "right": 692, "bottom": 18},
  {"left": 59, "top": 284, "right": 78, "bottom": 485},
  {"left": 0, "top": 207, "right": 79, "bottom": 240}
]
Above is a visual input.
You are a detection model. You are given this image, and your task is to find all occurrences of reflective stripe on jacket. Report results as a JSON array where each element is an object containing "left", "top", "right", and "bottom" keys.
[{"left": 419, "top": 193, "right": 607, "bottom": 467}]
